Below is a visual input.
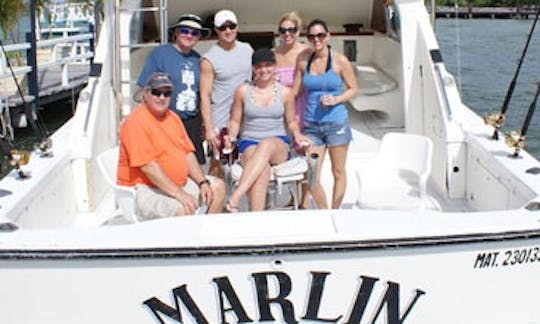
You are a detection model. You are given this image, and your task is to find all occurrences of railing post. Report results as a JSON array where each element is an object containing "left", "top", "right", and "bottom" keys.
[
  {"left": 27, "top": 0, "right": 41, "bottom": 112},
  {"left": 26, "top": 32, "right": 39, "bottom": 107},
  {"left": 0, "top": 47, "right": 7, "bottom": 76},
  {"left": 89, "top": 23, "right": 95, "bottom": 65}
]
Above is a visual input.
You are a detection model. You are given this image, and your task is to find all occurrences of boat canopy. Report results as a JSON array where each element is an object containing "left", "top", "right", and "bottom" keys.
[{"left": 131, "top": 0, "right": 387, "bottom": 40}]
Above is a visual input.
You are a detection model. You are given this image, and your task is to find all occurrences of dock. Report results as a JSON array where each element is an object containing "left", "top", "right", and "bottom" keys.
[
  {"left": 436, "top": 6, "right": 539, "bottom": 19},
  {"left": 0, "top": 2, "right": 96, "bottom": 131},
  {"left": 1, "top": 57, "right": 91, "bottom": 108},
  {"left": 0, "top": 28, "right": 94, "bottom": 128}
]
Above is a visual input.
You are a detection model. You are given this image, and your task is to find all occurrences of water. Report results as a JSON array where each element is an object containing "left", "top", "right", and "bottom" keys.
[{"left": 436, "top": 18, "right": 540, "bottom": 159}]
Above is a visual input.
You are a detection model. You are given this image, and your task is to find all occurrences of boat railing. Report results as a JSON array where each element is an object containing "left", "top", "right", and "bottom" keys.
[
  {"left": 433, "top": 58, "right": 454, "bottom": 121},
  {"left": 0, "top": 28, "right": 94, "bottom": 97},
  {"left": 40, "top": 3, "right": 95, "bottom": 28}
]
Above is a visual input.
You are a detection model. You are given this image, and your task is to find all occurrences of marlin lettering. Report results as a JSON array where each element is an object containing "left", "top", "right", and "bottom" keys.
[{"left": 143, "top": 271, "right": 425, "bottom": 323}]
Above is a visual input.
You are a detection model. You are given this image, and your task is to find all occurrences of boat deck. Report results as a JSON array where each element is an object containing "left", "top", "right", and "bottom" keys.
[{"left": 81, "top": 106, "right": 475, "bottom": 228}]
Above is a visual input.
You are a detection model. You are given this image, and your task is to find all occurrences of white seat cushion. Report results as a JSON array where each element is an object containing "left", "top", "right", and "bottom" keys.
[
  {"left": 273, "top": 157, "right": 308, "bottom": 177},
  {"left": 356, "top": 65, "right": 397, "bottom": 96},
  {"left": 231, "top": 157, "right": 308, "bottom": 182}
]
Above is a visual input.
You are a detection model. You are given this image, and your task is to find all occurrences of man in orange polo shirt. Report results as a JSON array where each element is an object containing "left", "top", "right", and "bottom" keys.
[{"left": 118, "top": 72, "right": 225, "bottom": 219}]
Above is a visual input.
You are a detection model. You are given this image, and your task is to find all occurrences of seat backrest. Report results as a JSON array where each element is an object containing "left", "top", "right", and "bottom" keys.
[
  {"left": 377, "top": 133, "right": 433, "bottom": 177},
  {"left": 97, "top": 147, "right": 120, "bottom": 187},
  {"left": 96, "top": 147, "right": 139, "bottom": 223}
]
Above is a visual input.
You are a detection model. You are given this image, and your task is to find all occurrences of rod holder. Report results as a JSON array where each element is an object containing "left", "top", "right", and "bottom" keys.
[{"left": 483, "top": 112, "right": 505, "bottom": 140}]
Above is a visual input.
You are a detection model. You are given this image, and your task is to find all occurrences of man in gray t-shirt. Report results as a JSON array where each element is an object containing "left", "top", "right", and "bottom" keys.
[{"left": 200, "top": 9, "right": 253, "bottom": 178}]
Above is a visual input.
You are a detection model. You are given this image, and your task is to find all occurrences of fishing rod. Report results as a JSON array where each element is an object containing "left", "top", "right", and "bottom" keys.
[
  {"left": 484, "top": 8, "right": 539, "bottom": 140},
  {"left": 0, "top": 40, "right": 48, "bottom": 178},
  {"left": 0, "top": 39, "right": 46, "bottom": 142},
  {"left": 28, "top": 0, "right": 53, "bottom": 156},
  {"left": 505, "top": 81, "right": 540, "bottom": 158},
  {"left": 0, "top": 39, "right": 52, "bottom": 155}
]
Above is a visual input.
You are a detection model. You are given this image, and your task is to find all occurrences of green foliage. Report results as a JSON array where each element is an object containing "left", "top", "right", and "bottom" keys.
[{"left": 0, "top": 0, "right": 25, "bottom": 42}]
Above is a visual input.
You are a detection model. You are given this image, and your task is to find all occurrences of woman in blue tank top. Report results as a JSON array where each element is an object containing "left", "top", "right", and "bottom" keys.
[
  {"left": 292, "top": 19, "right": 358, "bottom": 209},
  {"left": 225, "top": 49, "right": 310, "bottom": 212}
]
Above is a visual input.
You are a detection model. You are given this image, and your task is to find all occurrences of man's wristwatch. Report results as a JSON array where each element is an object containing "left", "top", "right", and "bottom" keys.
[{"left": 198, "top": 179, "right": 211, "bottom": 188}]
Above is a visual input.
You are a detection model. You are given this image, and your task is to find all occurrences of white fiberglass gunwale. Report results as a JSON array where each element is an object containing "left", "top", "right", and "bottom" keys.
[{"left": 0, "top": 208, "right": 539, "bottom": 254}]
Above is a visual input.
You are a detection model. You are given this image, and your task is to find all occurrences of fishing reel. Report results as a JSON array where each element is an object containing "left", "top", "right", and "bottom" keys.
[
  {"left": 9, "top": 149, "right": 31, "bottom": 179},
  {"left": 36, "top": 137, "right": 53, "bottom": 158},
  {"left": 483, "top": 112, "right": 505, "bottom": 140},
  {"left": 504, "top": 130, "right": 525, "bottom": 158}
]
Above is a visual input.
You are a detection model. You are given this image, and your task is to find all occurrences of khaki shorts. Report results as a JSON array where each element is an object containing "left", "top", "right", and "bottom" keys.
[{"left": 134, "top": 177, "right": 211, "bottom": 220}]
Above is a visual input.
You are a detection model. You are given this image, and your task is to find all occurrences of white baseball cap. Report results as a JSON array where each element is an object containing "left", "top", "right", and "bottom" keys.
[{"left": 214, "top": 10, "right": 238, "bottom": 28}]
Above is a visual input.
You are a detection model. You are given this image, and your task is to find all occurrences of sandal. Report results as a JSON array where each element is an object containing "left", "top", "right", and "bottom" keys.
[{"left": 225, "top": 201, "right": 239, "bottom": 213}]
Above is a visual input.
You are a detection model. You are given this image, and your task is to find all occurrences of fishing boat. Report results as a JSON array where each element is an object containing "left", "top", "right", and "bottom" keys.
[{"left": 0, "top": 1, "right": 539, "bottom": 323}]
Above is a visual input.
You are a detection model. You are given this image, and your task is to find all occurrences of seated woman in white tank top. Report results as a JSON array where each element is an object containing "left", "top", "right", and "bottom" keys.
[{"left": 225, "top": 48, "right": 310, "bottom": 212}]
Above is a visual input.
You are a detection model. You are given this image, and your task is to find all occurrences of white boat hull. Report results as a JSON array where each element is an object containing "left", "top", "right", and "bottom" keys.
[{"left": 2, "top": 230, "right": 540, "bottom": 323}]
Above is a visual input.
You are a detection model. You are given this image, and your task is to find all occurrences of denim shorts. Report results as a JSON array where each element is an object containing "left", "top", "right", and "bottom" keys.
[{"left": 304, "top": 119, "right": 352, "bottom": 147}]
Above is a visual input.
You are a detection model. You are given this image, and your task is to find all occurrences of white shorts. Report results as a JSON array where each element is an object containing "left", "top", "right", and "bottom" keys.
[{"left": 134, "top": 177, "right": 213, "bottom": 220}]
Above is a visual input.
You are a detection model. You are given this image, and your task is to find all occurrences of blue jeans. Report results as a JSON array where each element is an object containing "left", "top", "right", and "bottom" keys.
[{"left": 304, "top": 120, "right": 352, "bottom": 147}]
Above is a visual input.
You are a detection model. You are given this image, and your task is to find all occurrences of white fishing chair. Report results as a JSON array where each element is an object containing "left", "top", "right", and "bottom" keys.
[
  {"left": 96, "top": 146, "right": 139, "bottom": 223},
  {"left": 230, "top": 157, "right": 308, "bottom": 210},
  {"left": 355, "top": 133, "right": 433, "bottom": 211}
]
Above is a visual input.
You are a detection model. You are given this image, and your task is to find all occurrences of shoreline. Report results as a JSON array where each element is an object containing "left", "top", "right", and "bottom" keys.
[{"left": 435, "top": 6, "right": 538, "bottom": 19}]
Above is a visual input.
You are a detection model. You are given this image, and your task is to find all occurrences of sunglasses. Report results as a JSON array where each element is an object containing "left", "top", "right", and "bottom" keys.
[
  {"left": 179, "top": 27, "right": 201, "bottom": 37},
  {"left": 307, "top": 32, "right": 327, "bottom": 41},
  {"left": 216, "top": 23, "right": 237, "bottom": 31},
  {"left": 150, "top": 89, "right": 172, "bottom": 98},
  {"left": 278, "top": 26, "right": 297, "bottom": 34}
]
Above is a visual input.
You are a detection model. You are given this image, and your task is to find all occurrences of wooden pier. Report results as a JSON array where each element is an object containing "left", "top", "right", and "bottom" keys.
[
  {"left": 0, "top": 28, "right": 94, "bottom": 128},
  {"left": 0, "top": 2, "right": 96, "bottom": 134},
  {"left": 436, "top": 6, "right": 538, "bottom": 19},
  {"left": 1, "top": 62, "right": 90, "bottom": 107}
]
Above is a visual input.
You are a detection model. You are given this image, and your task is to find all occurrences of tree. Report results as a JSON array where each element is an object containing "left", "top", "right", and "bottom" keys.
[{"left": 0, "top": 0, "right": 25, "bottom": 44}]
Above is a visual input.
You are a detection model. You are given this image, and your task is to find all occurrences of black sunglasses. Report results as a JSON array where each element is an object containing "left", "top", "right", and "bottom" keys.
[
  {"left": 307, "top": 32, "right": 327, "bottom": 41},
  {"left": 179, "top": 27, "right": 201, "bottom": 37},
  {"left": 150, "top": 89, "right": 173, "bottom": 98},
  {"left": 217, "top": 23, "right": 237, "bottom": 31},
  {"left": 278, "top": 26, "right": 297, "bottom": 34}
]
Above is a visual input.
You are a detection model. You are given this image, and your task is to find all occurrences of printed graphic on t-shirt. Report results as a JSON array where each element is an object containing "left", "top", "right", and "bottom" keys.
[{"left": 176, "top": 62, "right": 196, "bottom": 112}]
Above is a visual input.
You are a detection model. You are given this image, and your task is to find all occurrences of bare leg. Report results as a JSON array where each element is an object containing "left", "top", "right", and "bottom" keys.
[
  {"left": 208, "top": 155, "right": 223, "bottom": 178},
  {"left": 247, "top": 164, "right": 271, "bottom": 211},
  {"left": 306, "top": 145, "right": 328, "bottom": 209},
  {"left": 228, "top": 138, "right": 288, "bottom": 209},
  {"left": 328, "top": 144, "right": 349, "bottom": 209},
  {"left": 207, "top": 178, "right": 226, "bottom": 213},
  {"left": 235, "top": 148, "right": 270, "bottom": 210}
]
